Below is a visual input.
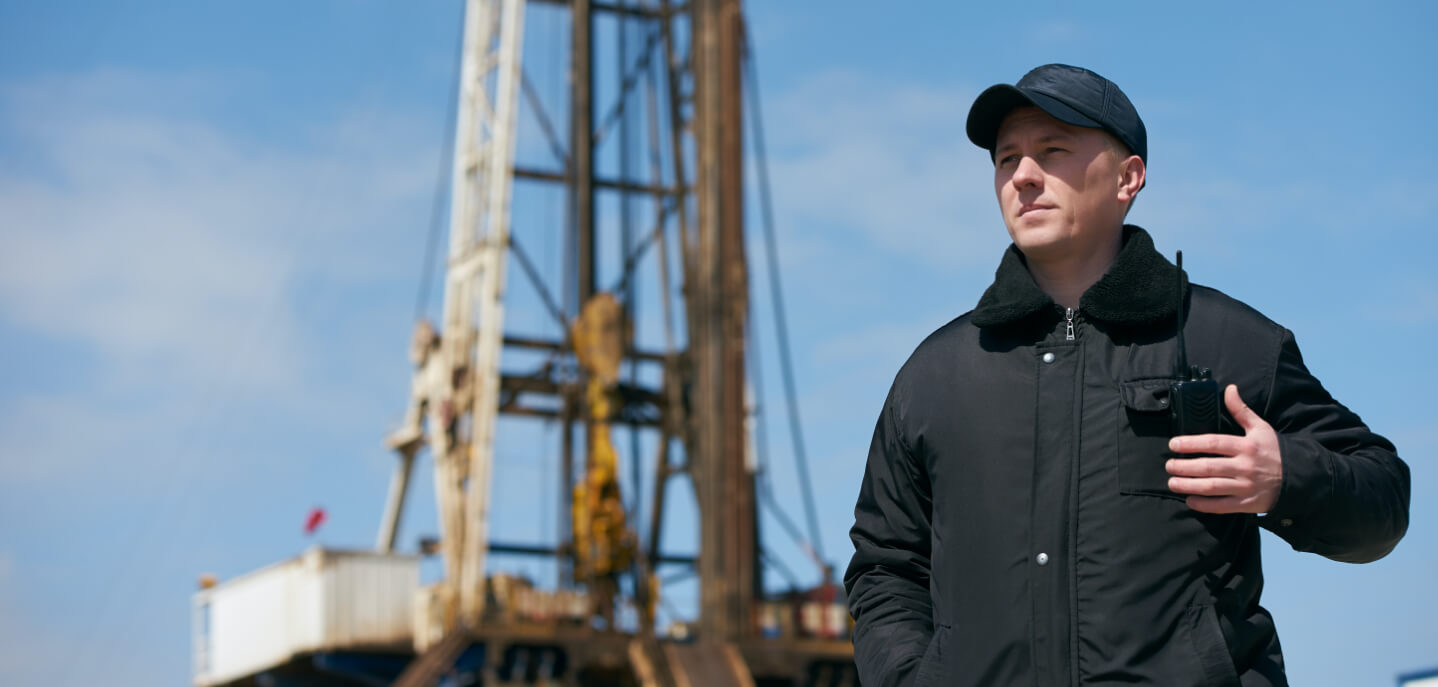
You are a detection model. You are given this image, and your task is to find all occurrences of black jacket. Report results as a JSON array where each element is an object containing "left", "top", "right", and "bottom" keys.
[{"left": 845, "top": 226, "right": 1410, "bottom": 687}]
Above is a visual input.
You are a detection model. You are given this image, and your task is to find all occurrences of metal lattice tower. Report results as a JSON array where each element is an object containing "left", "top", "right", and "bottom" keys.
[
  {"left": 381, "top": 0, "right": 528, "bottom": 630},
  {"left": 193, "top": 2, "right": 855, "bottom": 685},
  {"left": 448, "top": 0, "right": 526, "bottom": 626},
  {"left": 381, "top": 0, "right": 856, "bottom": 683}
]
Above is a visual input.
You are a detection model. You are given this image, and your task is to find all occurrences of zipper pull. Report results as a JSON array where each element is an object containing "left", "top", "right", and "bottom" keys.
[{"left": 1065, "top": 308, "right": 1076, "bottom": 341}]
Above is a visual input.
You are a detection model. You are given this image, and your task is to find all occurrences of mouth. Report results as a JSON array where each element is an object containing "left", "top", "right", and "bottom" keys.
[{"left": 1018, "top": 203, "right": 1054, "bottom": 217}]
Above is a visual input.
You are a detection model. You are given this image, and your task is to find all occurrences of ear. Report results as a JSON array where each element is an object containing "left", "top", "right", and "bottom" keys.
[{"left": 1117, "top": 155, "right": 1145, "bottom": 204}]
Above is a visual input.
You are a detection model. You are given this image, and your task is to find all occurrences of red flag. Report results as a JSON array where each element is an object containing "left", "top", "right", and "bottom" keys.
[{"left": 304, "top": 507, "right": 327, "bottom": 535}]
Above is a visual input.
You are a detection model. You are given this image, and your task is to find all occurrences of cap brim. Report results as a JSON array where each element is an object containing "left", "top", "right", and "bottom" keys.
[{"left": 966, "top": 84, "right": 1105, "bottom": 152}]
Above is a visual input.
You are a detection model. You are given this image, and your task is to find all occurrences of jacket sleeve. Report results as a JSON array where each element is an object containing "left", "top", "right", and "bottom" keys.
[
  {"left": 844, "top": 384, "right": 934, "bottom": 687},
  {"left": 1258, "top": 329, "right": 1411, "bottom": 563}
]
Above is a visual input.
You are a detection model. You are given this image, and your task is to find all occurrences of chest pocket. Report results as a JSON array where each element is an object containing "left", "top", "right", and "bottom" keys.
[{"left": 1117, "top": 378, "right": 1183, "bottom": 500}]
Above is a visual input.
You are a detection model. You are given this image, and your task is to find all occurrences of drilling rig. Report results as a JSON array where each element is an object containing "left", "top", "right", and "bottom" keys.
[{"left": 192, "top": 1, "right": 854, "bottom": 685}]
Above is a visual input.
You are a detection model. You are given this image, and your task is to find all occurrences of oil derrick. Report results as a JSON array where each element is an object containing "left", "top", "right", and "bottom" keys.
[
  {"left": 383, "top": 0, "right": 859, "bottom": 682},
  {"left": 191, "top": 1, "right": 854, "bottom": 686}
]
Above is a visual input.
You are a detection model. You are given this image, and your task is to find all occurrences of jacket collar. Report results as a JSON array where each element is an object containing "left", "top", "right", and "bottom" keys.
[{"left": 971, "top": 225, "right": 1185, "bottom": 329}]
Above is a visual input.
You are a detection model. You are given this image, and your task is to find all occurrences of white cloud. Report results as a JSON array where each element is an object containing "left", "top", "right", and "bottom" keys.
[
  {"left": 0, "top": 551, "right": 49, "bottom": 683},
  {"left": 746, "top": 71, "right": 1032, "bottom": 471},
  {"left": 763, "top": 69, "right": 1011, "bottom": 275},
  {"left": 0, "top": 67, "right": 446, "bottom": 491},
  {"left": 0, "top": 71, "right": 434, "bottom": 399},
  {"left": 744, "top": 72, "right": 1015, "bottom": 518},
  {"left": 0, "top": 69, "right": 445, "bottom": 685}
]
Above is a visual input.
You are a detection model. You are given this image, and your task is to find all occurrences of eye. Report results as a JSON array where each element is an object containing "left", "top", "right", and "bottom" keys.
[
  {"left": 997, "top": 154, "right": 1020, "bottom": 167},
  {"left": 1045, "top": 146, "right": 1067, "bottom": 155}
]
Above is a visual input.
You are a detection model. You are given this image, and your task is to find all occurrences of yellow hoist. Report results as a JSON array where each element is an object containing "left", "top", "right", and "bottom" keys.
[{"left": 569, "top": 293, "right": 647, "bottom": 625}]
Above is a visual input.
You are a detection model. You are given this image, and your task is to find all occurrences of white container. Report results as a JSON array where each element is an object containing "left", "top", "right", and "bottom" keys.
[{"left": 193, "top": 548, "right": 419, "bottom": 686}]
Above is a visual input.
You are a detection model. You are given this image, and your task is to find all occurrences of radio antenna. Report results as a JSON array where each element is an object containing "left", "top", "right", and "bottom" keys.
[{"left": 1175, "top": 250, "right": 1187, "bottom": 378}]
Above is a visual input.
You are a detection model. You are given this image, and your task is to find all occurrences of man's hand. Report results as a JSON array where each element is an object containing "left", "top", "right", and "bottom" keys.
[{"left": 1166, "top": 384, "right": 1284, "bottom": 514}]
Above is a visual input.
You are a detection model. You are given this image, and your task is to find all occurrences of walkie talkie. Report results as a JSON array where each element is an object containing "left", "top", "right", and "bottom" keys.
[{"left": 1169, "top": 251, "right": 1222, "bottom": 436}]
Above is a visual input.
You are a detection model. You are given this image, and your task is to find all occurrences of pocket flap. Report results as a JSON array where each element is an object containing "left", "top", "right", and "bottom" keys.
[{"left": 1120, "top": 379, "right": 1172, "bottom": 413}]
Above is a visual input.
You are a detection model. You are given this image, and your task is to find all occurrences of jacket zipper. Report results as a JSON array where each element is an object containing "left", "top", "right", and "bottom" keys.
[{"left": 1065, "top": 308, "right": 1075, "bottom": 341}]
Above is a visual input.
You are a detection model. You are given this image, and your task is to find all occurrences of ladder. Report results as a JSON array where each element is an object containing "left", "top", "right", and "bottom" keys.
[{"left": 438, "top": 0, "right": 526, "bottom": 627}]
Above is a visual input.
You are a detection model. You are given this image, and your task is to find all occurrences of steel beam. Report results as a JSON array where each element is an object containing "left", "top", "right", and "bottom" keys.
[
  {"left": 376, "top": 450, "right": 417, "bottom": 552},
  {"left": 491, "top": 541, "right": 694, "bottom": 566},
  {"left": 528, "top": 0, "right": 679, "bottom": 20},
  {"left": 572, "top": 0, "right": 596, "bottom": 304},
  {"left": 690, "top": 0, "right": 754, "bottom": 644},
  {"left": 503, "top": 334, "right": 669, "bottom": 363},
  {"left": 514, "top": 165, "right": 683, "bottom": 197}
]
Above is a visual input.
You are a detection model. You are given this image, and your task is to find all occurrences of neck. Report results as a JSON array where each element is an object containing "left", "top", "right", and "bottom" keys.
[{"left": 1024, "top": 231, "right": 1123, "bottom": 310}]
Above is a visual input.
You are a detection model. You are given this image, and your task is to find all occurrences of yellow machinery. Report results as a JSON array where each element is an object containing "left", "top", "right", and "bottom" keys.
[{"left": 570, "top": 293, "right": 639, "bottom": 626}]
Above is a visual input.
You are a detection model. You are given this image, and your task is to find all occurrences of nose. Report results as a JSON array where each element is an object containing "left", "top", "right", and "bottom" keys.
[{"left": 1011, "top": 155, "right": 1042, "bottom": 190}]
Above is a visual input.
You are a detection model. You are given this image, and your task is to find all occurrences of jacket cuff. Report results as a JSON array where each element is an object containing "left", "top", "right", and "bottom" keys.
[{"left": 1259, "top": 434, "right": 1334, "bottom": 547}]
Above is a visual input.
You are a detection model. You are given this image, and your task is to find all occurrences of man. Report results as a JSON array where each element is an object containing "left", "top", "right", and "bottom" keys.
[{"left": 844, "top": 64, "right": 1410, "bottom": 687}]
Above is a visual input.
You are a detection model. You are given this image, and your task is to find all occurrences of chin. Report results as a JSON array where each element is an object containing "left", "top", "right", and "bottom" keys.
[{"left": 1007, "top": 223, "right": 1069, "bottom": 255}]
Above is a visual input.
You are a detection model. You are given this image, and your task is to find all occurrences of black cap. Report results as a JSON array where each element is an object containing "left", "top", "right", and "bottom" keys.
[{"left": 966, "top": 64, "right": 1147, "bottom": 163}]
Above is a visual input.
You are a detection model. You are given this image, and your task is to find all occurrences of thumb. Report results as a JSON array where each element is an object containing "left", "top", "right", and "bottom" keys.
[{"left": 1224, "top": 384, "right": 1260, "bottom": 432}]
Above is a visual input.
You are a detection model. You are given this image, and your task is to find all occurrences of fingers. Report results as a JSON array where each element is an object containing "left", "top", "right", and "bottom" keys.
[
  {"left": 1165, "top": 456, "right": 1245, "bottom": 478},
  {"left": 1223, "top": 384, "right": 1261, "bottom": 432},
  {"left": 1168, "top": 433, "right": 1245, "bottom": 455},
  {"left": 1165, "top": 385, "right": 1281, "bottom": 515},
  {"left": 1167, "top": 455, "right": 1258, "bottom": 497},
  {"left": 1167, "top": 476, "right": 1241, "bottom": 497}
]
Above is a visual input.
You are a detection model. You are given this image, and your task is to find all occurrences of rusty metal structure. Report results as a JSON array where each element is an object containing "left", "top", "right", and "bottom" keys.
[
  {"left": 383, "top": 0, "right": 854, "bottom": 684},
  {"left": 192, "top": 1, "right": 853, "bottom": 685}
]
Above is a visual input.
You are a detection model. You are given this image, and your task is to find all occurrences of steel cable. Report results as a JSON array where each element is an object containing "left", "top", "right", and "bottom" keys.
[
  {"left": 412, "top": 7, "right": 466, "bottom": 323},
  {"left": 741, "top": 25, "right": 827, "bottom": 570}
]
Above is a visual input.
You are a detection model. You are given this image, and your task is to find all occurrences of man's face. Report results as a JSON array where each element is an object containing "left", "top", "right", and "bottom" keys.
[{"left": 993, "top": 107, "right": 1131, "bottom": 263}]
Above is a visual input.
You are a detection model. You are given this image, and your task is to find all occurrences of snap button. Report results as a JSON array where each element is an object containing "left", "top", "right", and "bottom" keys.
[
  {"left": 1035, "top": 552, "right": 1049, "bottom": 566},
  {"left": 1280, "top": 518, "right": 1293, "bottom": 527},
  {"left": 1041, "top": 352, "right": 1056, "bottom": 364}
]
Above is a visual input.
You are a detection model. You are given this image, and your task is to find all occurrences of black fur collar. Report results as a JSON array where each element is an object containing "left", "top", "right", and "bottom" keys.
[{"left": 971, "top": 225, "right": 1184, "bottom": 328}]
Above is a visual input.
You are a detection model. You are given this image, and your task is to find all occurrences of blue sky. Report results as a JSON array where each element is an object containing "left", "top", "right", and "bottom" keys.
[{"left": 1, "top": 1, "right": 1435, "bottom": 685}]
